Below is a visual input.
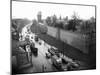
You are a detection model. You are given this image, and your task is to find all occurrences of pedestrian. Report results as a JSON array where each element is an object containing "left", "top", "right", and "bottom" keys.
[
  {"left": 44, "top": 40, "right": 46, "bottom": 46},
  {"left": 42, "top": 64, "right": 46, "bottom": 72},
  {"left": 44, "top": 66, "right": 46, "bottom": 71},
  {"left": 42, "top": 65, "right": 44, "bottom": 72}
]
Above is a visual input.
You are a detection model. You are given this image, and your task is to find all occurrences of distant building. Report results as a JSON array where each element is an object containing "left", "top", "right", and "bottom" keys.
[{"left": 37, "top": 11, "right": 42, "bottom": 23}]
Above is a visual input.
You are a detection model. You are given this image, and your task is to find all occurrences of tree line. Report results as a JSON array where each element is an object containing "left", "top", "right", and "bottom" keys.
[{"left": 45, "top": 13, "right": 96, "bottom": 34}]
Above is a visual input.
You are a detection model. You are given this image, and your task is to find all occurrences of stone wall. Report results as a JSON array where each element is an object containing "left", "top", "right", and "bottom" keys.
[{"left": 47, "top": 26, "right": 89, "bottom": 54}]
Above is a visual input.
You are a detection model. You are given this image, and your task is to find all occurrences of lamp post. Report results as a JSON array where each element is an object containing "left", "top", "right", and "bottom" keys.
[{"left": 63, "top": 41, "right": 65, "bottom": 57}]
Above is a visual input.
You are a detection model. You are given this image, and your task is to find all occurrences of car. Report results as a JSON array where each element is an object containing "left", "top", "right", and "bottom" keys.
[
  {"left": 34, "top": 35, "right": 39, "bottom": 42},
  {"left": 51, "top": 55, "right": 62, "bottom": 69},
  {"left": 33, "top": 48, "right": 38, "bottom": 56},
  {"left": 19, "top": 41, "right": 30, "bottom": 50},
  {"left": 25, "top": 35, "right": 30, "bottom": 42},
  {"left": 45, "top": 52, "right": 51, "bottom": 58},
  {"left": 30, "top": 43, "right": 38, "bottom": 55},
  {"left": 61, "top": 57, "right": 79, "bottom": 71},
  {"left": 12, "top": 31, "right": 19, "bottom": 40},
  {"left": 68, "top": 61, "right": 79, "bottom": 70},
  {"left": 48, "top": 46, "right": 59, "bottom": 55},
  {"left": 51, "top": 53, "right": 79, "bottom": 71}
]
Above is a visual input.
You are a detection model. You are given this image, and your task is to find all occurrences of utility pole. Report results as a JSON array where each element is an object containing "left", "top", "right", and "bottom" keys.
[{"left": 63, "top": 41, "right": 65, "bottom": 57}]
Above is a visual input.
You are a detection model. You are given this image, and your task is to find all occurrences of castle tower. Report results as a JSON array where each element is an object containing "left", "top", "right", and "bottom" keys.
[{"left": 37, "top": 11, "right": 42, "bottom": 23}]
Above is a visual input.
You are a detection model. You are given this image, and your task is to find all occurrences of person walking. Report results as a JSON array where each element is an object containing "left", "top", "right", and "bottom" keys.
[{"left": 42, "top": 64, "right": 47, "bottom": 72}]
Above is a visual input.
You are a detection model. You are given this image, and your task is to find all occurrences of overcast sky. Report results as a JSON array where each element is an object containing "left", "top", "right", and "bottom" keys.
[{"left": 12, "top": 1, "right": 95, "bottom": 20}]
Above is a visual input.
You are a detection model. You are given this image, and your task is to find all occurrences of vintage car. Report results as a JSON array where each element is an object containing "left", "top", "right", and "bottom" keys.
[
  {"left": 61, "top": 56, "right": 79, "bottom": 71},
  {"left": 18, "top": 41, "right": 30, "bottom": 51},
  {"left": 25, "top": 35, "right": 30, "bottom": 42},
  {"left": 45, "top": 51, "right": 51, "bottom": 58},
  {"left": 48, "top": 46, "right": 59, "bottom": 55},
  {"left": 51, "top": 53, "right": 79, "bottom": 71},
  {"left": 30, "top": 43, "right": 38, "bottom": 55},
  {"left": 34, "top": 35, "right": 39, "bottom": 42},
  {"left": 12, "top": 30, "right": 19, "bottom": 40},
  {"left": 51, "top": 54, "right": 62, "bottom": 69}
]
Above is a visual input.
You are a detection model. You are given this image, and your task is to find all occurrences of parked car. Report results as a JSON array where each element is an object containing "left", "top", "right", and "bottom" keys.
[
  {"left": 25, "top": 35, "right": 30, "bottom": 43},
  {"left": 30, "top": 43, "right": 38, "bottom": 55},
  {"left": 12, "top": 31, "right": 19, "bottom": 40},
  {"left": 34, "top": 35, "right": 39, "bottom": 42},
  {"left": 45, "top": 51, "right": 51, "bottom": 58},
  {"left": 61, "top": 57, "right": 79, "bottom": 71},
  {"left": 19, "top": 40, "right": 30, "bottom": 51},
  {"left": 48, "top": 46, "right": 59, "bottom": 55},
  {"left": 51, "top": 55, "right": 62, "bottom": 69},
  {"left": 51, "top": 53, "right": 79, "bottom": 71},
  {"left": 33, "top": 48, "right": 38, "bottom": 56}
]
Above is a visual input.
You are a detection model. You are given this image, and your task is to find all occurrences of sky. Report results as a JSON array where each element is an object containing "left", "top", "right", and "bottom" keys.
[{"left": 12, "top": 1, "right": 95, "bottom": 20}]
